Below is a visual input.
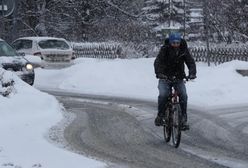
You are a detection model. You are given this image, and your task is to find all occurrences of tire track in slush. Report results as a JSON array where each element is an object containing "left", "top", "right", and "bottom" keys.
[
  {"left": 43, "top": 90, "right": 248, "bottom": 168},
  {"left": 56, "top": 95, "right": 225, "bottom": 168}
]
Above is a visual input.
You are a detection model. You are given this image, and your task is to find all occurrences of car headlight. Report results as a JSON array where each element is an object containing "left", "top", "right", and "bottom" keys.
[{"left": 26, "top": 63, "right": 33, "bottom": 70}]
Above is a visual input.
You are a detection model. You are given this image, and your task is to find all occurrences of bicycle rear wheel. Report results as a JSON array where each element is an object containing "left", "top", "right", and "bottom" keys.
[{"left": 171, "top": 103, "right": 182, "bottom": 148}]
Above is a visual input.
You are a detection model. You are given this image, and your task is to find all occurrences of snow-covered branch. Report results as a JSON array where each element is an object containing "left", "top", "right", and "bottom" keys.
[{"left": 105, "top": 0, "right": 144, "bottom": 18}]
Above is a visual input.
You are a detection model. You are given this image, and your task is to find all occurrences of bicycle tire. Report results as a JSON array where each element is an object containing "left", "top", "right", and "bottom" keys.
[
  {"left": 171, "top": 103, "right": 182, "bottom": 148},
  {"left": 163, "top": 109, "right": 171, "bottom": 142},
  {"left": 163, "top": 122, "right": 171, "bottom": 143}
]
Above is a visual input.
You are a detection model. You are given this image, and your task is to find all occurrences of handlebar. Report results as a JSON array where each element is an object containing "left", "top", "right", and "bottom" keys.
[{"left": 160, "top": 76, "right": 196, "bottom": 83}]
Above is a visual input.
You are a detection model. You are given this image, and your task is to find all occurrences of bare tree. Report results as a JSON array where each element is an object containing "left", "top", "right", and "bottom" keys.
[{"left": 203, "top": 0, "right": 248, "bottom": 43}]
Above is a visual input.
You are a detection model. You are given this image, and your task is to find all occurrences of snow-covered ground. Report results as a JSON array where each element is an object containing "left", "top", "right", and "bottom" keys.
[
  {"left": 0, "top": 69, "right": 106, "bottom": 168},
  {"left": 35, "top": 58, "right": 248, "bottom": 108},
  {"left": 1, "top": 58, "right": 248, "bottom": 168}
]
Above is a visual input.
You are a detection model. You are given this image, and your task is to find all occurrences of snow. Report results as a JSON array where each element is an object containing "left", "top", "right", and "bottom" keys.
[
  {"left": 24, "top": 55, "right": 42, "bottom": 63},
  {"left": 0, "top": 56, "right": 26, "bottom": 65},
  {"left": 15, "top": 36, "right": 67, "bottom": 42},
  {"left": 188, "top": 61, "right": 248, "bottom": 107},
  {"left": 35, "top": 58, "right": 248, "bottom": 108},
  {"left": 0, "top": 69, "right": 105, "bottom": 168},
  {"left": 153, "top": 23, "right": 183, "bottom": 32},
  {"left": 184, "top": 147, "right": 248, "bottom": 168},
  {"left": 1, "top": 57, "right": 248, "bottom": 168}
]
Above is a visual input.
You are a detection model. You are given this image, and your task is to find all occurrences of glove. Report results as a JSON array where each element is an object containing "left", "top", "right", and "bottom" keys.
[
  {"left": 156, "top": 73, "right": 167, "bottom": 79},
  {"left": 188, "top": 74, "right": 196, "bottom": 80}
]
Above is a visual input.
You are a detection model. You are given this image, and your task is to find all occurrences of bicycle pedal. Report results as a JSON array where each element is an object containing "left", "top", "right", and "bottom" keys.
[{"left": 181, "top": 125, "right": 190, "bottom": 131}]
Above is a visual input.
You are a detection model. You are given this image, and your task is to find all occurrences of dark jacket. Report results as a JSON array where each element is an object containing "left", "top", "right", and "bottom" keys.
[{"left": 154, "top": 38, "right": 196, "bottom": 80}]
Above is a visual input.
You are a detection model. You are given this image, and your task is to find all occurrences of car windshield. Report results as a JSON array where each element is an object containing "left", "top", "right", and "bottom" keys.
[
  {"left": 38, "top": 39, "right": 70, "bottom": 49},
  {"left": 0, "top": 41, "right": 18, "bottom": 56}
]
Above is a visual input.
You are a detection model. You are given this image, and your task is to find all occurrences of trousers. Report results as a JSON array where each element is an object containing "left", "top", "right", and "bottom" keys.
[{"left": 157, "top": 79, "right": 188, "bottom": 121}]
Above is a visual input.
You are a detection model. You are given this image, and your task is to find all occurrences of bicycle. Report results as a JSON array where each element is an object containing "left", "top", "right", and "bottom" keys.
[{"left": 161, "top": 78, "right": 189, "bottom": 148}]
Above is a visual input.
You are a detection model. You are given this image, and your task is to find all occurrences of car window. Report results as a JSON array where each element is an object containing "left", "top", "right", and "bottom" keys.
[
  {"left": 12, "top": 39, "right": 32, "bottom": 50},
  {"left": 38, "top": 40, "right": 70, "bottom": 50},
  {"left": 0, "top": 41, "right": 17, "bottom": 56}
]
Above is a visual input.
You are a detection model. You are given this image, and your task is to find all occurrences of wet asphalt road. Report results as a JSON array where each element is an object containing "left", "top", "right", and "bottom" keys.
[{"left": 42, "top": 90, "right": 248, "bottom": 168}]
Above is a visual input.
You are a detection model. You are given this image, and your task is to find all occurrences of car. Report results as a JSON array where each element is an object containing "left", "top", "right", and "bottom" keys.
[
  {"left": 0, "top": 38, "right": 35, "bottom": 85},
  {"left": 12, "top": 37, "right": 75, "bottom": 62}
]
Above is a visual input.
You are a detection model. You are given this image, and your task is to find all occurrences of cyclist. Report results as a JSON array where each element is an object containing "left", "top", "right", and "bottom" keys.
[{"left": 154, "top": 32, "right": 196, "bottom": 128}]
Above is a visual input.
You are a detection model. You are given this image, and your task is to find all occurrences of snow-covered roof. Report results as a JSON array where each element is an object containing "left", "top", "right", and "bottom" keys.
[
  {"left": 153, "top": 23, "right": 183, "bottom": 32},
  {"left": 15, "top": 36, "right": 67, "bottom": 42},
  {"left": 190, "top": 8, "right": 203, "bottom": 12},
  {"left": 157, "top": 0, "right": 169, "bottom": 2},
  {"left": 142, "top": 5, "right": 160, "bottom": 11}
]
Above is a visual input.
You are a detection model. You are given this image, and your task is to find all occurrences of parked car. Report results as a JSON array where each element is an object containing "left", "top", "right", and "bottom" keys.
[
  {"left": 12, "top": 37, "right": 74, "bottom": 62},
  {"left": 0, "top": 38, "right": 35, "bottom": 85}
]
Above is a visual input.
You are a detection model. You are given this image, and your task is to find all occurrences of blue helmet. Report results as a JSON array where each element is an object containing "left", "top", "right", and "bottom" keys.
[{"left": 169, "top": 32, "right": 182, "bottom": 44}]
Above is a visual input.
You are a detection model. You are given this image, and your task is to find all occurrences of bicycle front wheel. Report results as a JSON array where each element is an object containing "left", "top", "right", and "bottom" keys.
[
  {"left": 163, "top": 109, "right": 171, "bottom": 143},
  {"left": 171, "top": 103, "right": 182, "bottom": 148},
  {"left": 163, "top": 121, "right": 171, "bottom": 143}
]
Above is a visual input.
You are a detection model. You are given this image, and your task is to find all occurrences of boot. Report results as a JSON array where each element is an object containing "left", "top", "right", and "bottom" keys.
[
  {"left": 154, "top": 115, "right": 163, "bottom": 126},
  {"left": 181, "top": 114, "right": 189, "bottom": 131}
]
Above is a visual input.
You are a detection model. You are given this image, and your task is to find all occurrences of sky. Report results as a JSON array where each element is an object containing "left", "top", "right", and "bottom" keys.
[{"left": 1, "top": 57, "right": 248, "bottom": 168}]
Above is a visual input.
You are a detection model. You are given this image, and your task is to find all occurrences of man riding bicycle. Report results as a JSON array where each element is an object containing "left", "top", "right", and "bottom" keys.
[{"left": 154, "top": 32, "right": 197, "bottom": 128}]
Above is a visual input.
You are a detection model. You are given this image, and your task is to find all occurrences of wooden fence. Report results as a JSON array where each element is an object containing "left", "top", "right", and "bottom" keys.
[
  {"left": 73, "top": 42, "right": 123, "bottom": 59},
  {"left": 189, "top": 47, "right": 248, "bottom": 64},
  {"left": 72, "top": 42, "right": 248, "bottom": 63}
]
